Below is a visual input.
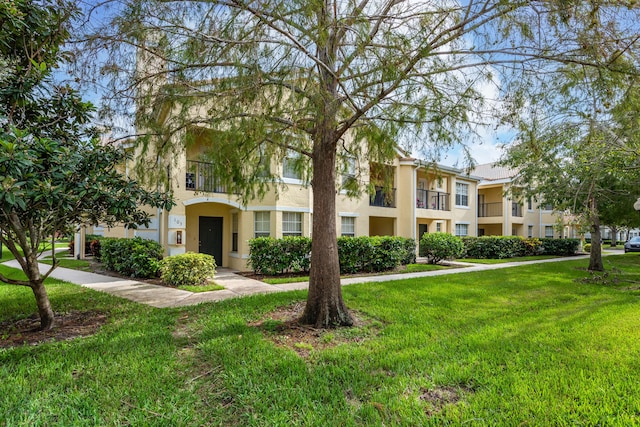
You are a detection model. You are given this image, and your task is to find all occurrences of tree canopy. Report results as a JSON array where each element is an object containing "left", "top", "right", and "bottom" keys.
[
  {"left": 0, "top": 0, "right": 174, "bottom": 330},
  {"left": 79, "top": 0, "right": 640, "bottom": 325},
  {"left": 502, "top": 58, "right": 640, "bottom": 271}
]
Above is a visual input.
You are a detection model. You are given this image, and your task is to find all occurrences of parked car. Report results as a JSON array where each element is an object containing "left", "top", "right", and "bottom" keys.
[{"left": 624, "top": 237, "right": 640, "bottom": 253}]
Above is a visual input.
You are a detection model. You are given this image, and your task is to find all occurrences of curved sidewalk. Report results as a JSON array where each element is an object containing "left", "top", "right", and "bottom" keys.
[{"left": 1, "top": 253, "right": 597, "bottom": 308}]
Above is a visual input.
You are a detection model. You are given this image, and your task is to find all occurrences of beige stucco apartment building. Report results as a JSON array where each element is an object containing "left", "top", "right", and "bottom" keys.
[
  {"left": 96, "top": 132, "right": 485, "bottom": 270},
  {"left": 94, "top": 149, "right": 573, "bottom": 271}
]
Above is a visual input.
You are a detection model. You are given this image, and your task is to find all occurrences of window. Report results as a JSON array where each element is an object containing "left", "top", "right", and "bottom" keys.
[
  {"left": 455, "top": 223, "right": 469, "bottom": 237},
  {"left": 527, "top": 197, "right": 533, "bottom": 210},
  {"left": 341, "top": 157, "right": 356, "bottom": 188},
  {"left": 283, "top": 152, "right": 301, "bottom": 180},
  {"left": 231, "top": 213, "right": 239, "bottom": 252},
  {"left": 436, "top": 222, "right": 442, "bottom": 232},
  {"left": 528, "top": 225, "right": 534, "bottom": 238},
  {"left": 545, "top": 226, "right": 554, "bottom": 238},
  {"left": 543, "top": 203, "right": 553, "bottom": 211},
  {"left": 455, "top": 183, "right": 469, "bottom": 207},
  {"left": 256, "top": 152, "right": 271, "bottom": 178},
  {"left": 282, "top": 212, "right": 302, "bottom": 236},
  {"left": 254, "top": 212, "right": 270, "bottom": 238},
  {"left": 341, "top": 216, "right": 355, "bottom": 237}
]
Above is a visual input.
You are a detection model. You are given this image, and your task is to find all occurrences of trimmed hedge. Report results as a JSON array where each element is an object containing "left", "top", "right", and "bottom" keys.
[
  {"left": 420, "top": 232, "right": 464, "bottom": 264},
  {"left": 160, "top": 252, "right": 216, "bottom": 287},
  {"left": 100, "top": 237, "right": 163, "bottom": 278},
  {"left": 461, "top": 236, "right": 578, "bottom": 259},
  {"left": 248, "top": 237, "right": 312, "bottom": 275},
  {"left": 248, "top": 236, "right": 415, "bottom": 275},
  {"left": 539, "top": 238, "right": 580, "bottom": 256}
]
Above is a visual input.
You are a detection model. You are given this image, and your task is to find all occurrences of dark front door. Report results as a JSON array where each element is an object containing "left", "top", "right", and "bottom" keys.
[
  {"left": 418, "top": 224, "right": 428, "bottom": 240},
  {"left": 199, "top": 216, "right": 223, "bottom": 265}
]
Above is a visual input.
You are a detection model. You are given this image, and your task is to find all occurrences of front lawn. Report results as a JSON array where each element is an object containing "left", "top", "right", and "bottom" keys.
[
  {"left": 1, "top": 256, "right": 640, "bottom": 425},
  {"left": 460, "top": 254, "right": 561, "bottom": 264},
  {"left": 263, "top": 263, "right": 446, "bottom": 284}
]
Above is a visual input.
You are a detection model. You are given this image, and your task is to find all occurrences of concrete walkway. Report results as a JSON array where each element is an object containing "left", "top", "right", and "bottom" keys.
[{"left": 1, "top": 251, "right": 609, "bottom": 308}]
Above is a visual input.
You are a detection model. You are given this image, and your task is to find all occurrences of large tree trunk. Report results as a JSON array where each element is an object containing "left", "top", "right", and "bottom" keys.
[
  {"left": 300, "top": 132, "right": 354, "bottom": 328},
  {"left": 588, "top": 200, "right": 604, "bottom": 272}
]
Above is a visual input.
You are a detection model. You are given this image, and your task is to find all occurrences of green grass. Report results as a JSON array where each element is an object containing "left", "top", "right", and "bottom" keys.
[
  {"left": 39, "top": 258, "right": 92, "bottom": 272},
  {"left": 459, "top": 254, "right": 560, "bottom": 264},
  {"left": 263, "top": 264, "right": 445, "bottom": 284},
  {"left": 2, "top": 256, "right": 640, "bottom": 425}
]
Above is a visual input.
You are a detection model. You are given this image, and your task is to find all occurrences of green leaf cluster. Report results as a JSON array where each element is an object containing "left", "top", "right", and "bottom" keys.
[
  {"left": 419, "top": 233, "right": 464, "bottom": 264},
  {"left": 160, "top": 252, "right": 216, "bottom": 287},
  {"left": 247, "top": 236, "right": 415, "bottom": 275},
  {"left": 100, "top": 237, "right": 164, "bottom": 279}
]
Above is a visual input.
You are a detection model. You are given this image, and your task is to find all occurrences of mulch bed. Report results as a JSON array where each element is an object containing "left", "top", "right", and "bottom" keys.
[{"left": 0, "top": 310, "right": 108, "bottom": 349}]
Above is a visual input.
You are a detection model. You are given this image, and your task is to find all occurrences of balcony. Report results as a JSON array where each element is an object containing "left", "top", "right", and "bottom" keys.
[
  {"left": 186, "top": 160, "right": 227, "bottom": 193},
  {"left": 512, "top": 202, "right": 524, "bottom": 217},
  {"left": 416, "top": 189, "right": 450, "bottom": 211},
  {"left": 370, "top": 187, "right": 396, "bottom": 208},
  {"left": 478, "top": 202, "right": 502, "bottom": 217}
]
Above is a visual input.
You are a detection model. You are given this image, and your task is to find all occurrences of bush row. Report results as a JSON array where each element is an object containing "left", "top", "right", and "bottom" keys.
[
  {"left": 460, "top": 236, "right": 579, "bottom": 259},
  {"left": 248, "top": 236, "right": 416, "bottom": 275},
  {"left": 100, "top": 237, "right": 163, "bottom": 278}
]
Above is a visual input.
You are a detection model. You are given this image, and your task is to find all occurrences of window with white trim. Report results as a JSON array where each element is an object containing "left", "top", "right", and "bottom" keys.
[
  {"left": 545, "top": 226, "right": 554, "bottom": 238},
  {"left": 341, "top": 216, "right": 355, "bottom": 237},
  {"left": 254, "top": 212, "right": 270, "bottom": 238},
  {"left": 341, "top": 157, "right": 356, "bottom": 187},
  {"left": 527, "top": 197, "right": 533, "bottom": 210},
  {"left": 283, "top": 152, "right": 301, "bottom": 180},
  {"left": 528, "top": 225, "right": 534, "bottom": 238},
  {"left": 543, "top": 203, "right": 553, "bottom": 211},
  {"left": 436, "top": 222, "right": 442, "bottom": 232},
  {"left": 455, "top": 224, "right": 468, "bottom": 237},
  {"left": 282, "top": 212, "right": 302, "bottom": 236},
  {"left": 455, "top": 183, "right": 469, "bottom": 207}
]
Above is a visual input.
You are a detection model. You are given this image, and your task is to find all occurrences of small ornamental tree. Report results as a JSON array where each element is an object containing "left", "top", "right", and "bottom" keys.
[
  {"left": 420, "top": 233, "right": 464, "bottom": 265},
  {"left": 0, "top": 127, "right": 173, "bottom": 330},
  {"left": 0, "top": 1, "right": 173, "bottom": 330}
]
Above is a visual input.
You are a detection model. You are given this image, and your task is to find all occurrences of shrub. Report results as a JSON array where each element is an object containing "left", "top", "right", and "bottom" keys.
[
  {"left": 539, "top": 238, "right": 580, "bottom": 256},
  {"left": 420, "top": 233, "right": 464, "bottom": 264},
  {"left": 248, "top": 236, "right": 311, "bottom": 275},
  {"left": 584, "top": 243, "right": 592, "bottom": 253},
  {"left": 522, "top": 237, "right": 542, "bottom": 256},
  {"left": 160, "top": 252, "right": 216, "bottom": 287},
  {"left": 100, "top": 237, "right": 163, "bottom": 278},
  {"left": 248, "top": 236, "right": 415, "bottom": 275},
  {"left": 462, "top": 236, "right": 527, "bottom": 259}
]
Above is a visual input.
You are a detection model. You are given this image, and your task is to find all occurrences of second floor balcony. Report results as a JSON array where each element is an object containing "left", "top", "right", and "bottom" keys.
[
  {"left": 478, "top": 202, "right": 502, "bottom": 217},
  {"left": 370, "top": 187, "right": 396, "bottom": 208},
  {"left": 186, "top": 160, "right": 227, "bottom": 194},
  {"left": 416, "top": 189, "right": 450, "bottom": 211}
]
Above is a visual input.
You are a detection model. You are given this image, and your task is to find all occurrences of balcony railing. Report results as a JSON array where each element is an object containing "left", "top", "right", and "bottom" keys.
[
  {"left": 186, "top": 160, "right": 227, "bottom": 193},
  {"left": 478, "top": 202, "right": 503, "bottom": 217},
  {"left": 370, "top": 187, "right": 396, "bottom": 208},
  {"left": 416, "top": 189, "right": 450, "bottom": 211},
  {"left": 512, "top": 202, "right": 524, "bottom": 217}
]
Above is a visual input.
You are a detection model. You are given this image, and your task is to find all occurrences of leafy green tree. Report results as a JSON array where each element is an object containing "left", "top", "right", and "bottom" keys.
[
  {"left": 502, "top": 61, "right": 640, "bottom": 271},
  {"left": 0, "top": 0, "right": 173, "bottom": 330},
  {"left": 81, "top": 1, "right": 640, "bottom": 325}
]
